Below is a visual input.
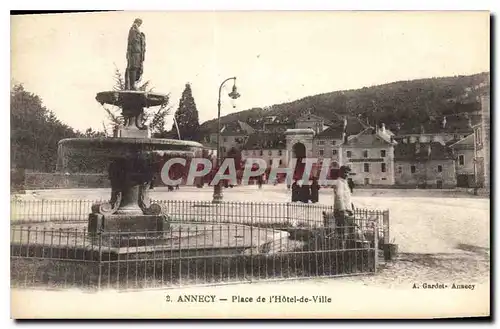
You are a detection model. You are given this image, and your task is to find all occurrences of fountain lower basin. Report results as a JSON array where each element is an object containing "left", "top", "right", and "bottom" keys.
[{"left": 57, "top": 137, "right": 205, "bottom": 236}]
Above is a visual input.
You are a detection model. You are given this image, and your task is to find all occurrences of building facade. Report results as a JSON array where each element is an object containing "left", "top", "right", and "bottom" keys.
[
  {"left": 341, "top": 127, "right": 396, "bottom": 185},
  {"left": 394, "top": 142, "right": 457, "bottom": 188},
  {"left": 449, "top": 134, "right": 475, "bottom": 187},
  {"left": 203, "top": 101, "right": 489, "bottom": 188}
]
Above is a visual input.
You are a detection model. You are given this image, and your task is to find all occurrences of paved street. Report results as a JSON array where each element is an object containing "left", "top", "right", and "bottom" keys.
[{"left": 17, "top": 185, "right": 491, "bottom": 288}]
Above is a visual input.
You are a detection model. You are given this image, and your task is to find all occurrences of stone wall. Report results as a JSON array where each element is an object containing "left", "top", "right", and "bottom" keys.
[{"left": 23, "top": 172, "right": 110, "bottom": 190}]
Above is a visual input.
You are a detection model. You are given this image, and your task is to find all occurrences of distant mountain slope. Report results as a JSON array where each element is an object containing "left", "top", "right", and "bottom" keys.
[{"left": 200, "top": 72, "right": 489, "bottom": 135}]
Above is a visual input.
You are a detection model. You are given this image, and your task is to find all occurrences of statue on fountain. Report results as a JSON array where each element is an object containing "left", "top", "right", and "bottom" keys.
[
  {"left": 95, "top": 18, "right": 167, "bottom": 134},
  {"left": 125, "top": 18, "right": 146, "bottom": 90}
]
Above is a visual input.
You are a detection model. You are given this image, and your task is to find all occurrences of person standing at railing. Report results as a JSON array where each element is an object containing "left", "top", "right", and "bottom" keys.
[{"left": 333, "top": 166, "right": 356, "bottom": 246}]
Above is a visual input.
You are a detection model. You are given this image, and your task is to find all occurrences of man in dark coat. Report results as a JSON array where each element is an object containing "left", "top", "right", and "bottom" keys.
[
  {"left": 310, "top": 177, "right": 320, "bottom": 203},
  {"left": 291, "top": 181, "right": 300, "bottom": 202},
  {"left": 347, "top": 177, "right": 355, "bottom": 194},
  {"left": 299, "top": 180, "right": 311, "bottom": 203}
]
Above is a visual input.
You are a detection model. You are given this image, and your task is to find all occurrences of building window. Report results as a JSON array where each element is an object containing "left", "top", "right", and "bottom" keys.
[
  {"left": 223, "top": 137, "right": 228, "bottom": 142},
  {"left": 397, "top": 166, "right": 402, "bottom": 174},
  {"left": 279, "top": 159, "right": 283, "bottom": 165},
  {"left": 346, "top": 151, "right": 352, "bottom": 158},
  {"left": 331, "top": 140, "right": 337, "bottom": 145},
  {"left": 411, "top": 165, "right": 416, "bottom": 174},
  {"left": 381, "top": 163, "right": 386, "bottom": 172},
  {"left": 458, "top": 155, "right": 465, "bottom": 166},
  {"left": 364, "top": 163, "right": 370, "bottom": 172},
  {"left": 278, "top": 150, "right": 282, "bottom": 156},
  {"left": 318, "top": 140, "right": 325, "bottom": 146},
  {"left": 268, "top": 150, "right": 272, "bottom": 156},
  {"left": 475, "top": 128, "right": 482, "bottom": 145},
  {"left": 260, "top": 150, "right": 263, "bottom": 156},
  {"left": 380, "top": 150, "right": 386, "bottom": 157},
  {"left": 319, "top": 149, "right": 324, "bottom": 156},
  {"left": 332, "top": 149, "right": 337, "bottom": 155},
  {"left": 243, "top": 150, "right": 248, "bottom": 156},
  {"left": 437, "top": 165, "right": 443, "bottom": 172},
  {"left": 364, "top": 178, "right": 370, "bottom": 185},
  {"left": 363, "top": 150, "right": 368, "bottom": 158},
  {"left": 382, "top": 178, "right": 387, "bottom": 181}
]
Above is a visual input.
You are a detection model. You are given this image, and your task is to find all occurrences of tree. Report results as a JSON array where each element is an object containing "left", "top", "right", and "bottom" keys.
[
  {"left": 82, "top": 127, "right": 106, "bottom": 138},
  {"left": 10, "top": 84, "right": 79, "bottom": 171},
  {"left": 172, "top": 83, "right": 200, "bottom": 141},
  {"left": 102, "top": 67, "right": 170, "bottom": 137}
]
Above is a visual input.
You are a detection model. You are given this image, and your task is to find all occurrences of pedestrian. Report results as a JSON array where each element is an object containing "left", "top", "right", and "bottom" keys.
[
  {"left": 299, "top": 180, "right": 311, "bottom": 203},
  {"left": 291, "top": 180, "right": 300, "bottom": 202},
  {"left": 333, "top": 166, "right": 356, "bottom": 247},
  {"left": 310, "top": 177, "right": 320, "bottom": 203},
  {"left": 347, "top": 177, "right": 355, "bottom": 194}
]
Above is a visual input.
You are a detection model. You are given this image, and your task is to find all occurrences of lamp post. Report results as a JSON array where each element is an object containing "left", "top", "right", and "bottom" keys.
[{"left": 212, "top": 77, "right": 240, "bottom": 203}]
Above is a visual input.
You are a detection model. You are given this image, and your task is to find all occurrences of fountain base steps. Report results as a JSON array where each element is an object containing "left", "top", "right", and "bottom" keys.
[{"left": 88, "top": 213, "right": 169, "bottom": 234}]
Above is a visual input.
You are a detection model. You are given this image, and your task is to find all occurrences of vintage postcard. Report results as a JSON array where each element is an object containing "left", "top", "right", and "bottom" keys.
[{"left": 10, "top": 10, "right": 490, "bottom": 319}]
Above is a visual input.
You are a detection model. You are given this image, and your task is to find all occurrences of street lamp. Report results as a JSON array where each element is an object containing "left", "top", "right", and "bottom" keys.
[{"left": 212, "top": 77, "right": 240, "bottom": 203}]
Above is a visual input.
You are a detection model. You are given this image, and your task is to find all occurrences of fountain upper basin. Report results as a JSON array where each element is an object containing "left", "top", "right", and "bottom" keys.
[{"left": 96, "top": 90, "right": 169, "bottom": 108}]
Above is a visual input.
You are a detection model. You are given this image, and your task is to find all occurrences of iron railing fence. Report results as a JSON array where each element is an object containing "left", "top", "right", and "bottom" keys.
[
  {"left": 10, "top": 199, "right": 389, "bottom": 244},
  {"left": 11, "top": 218, "right": 378, "bottom": 291}
]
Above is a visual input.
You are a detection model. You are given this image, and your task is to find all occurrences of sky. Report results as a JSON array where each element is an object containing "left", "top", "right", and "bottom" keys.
[{"left": 11, "top": 11, "right": 490, "bottom": 132}]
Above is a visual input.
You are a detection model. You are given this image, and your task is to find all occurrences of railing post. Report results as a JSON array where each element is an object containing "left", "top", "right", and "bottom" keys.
[
  {"left": 40, "top": 199, "right": 44, "bottom": 221},
  {"left": 250, "top": 202, "right": 253, "bottom": 283},
  {"left": 383, "top": 210, "right": 390, "bottom": 245},
  {"left": 374, "top": 220, "right": 378, "bottom": 273},
  {"left": 97, "top": 230, "right": 103, "bottom": 291},
  {"left": 286, "top": 202, "right": 290, "bottom": 224}
]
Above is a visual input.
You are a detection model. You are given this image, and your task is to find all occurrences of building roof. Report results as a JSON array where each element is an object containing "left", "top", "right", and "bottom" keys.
[
  {"left": 397, "top": 114, "right": 481, "bottom": 135},
  {"left": 220, "top": 120, "right": 256, "bottom": 136},
  {"left": 315, "top": 116, "right": 368, "bottom": 140},
  {"left": 449, "top": 133, "right": 474, "bottom": 149},
  {"left": 315, "top": 125, "right": 344, "bottom": 139},
  {"left": 394, "top": 142, "right": 455, "bottom": 161},
  {"left": 343, "top": 127, "right": 396, "bottom": 147},
  {"left": 295, "top": 111, "right": 328, "bottom": 123},
  {"left": 243, "top": 132, "right": 287, "bottom": 150}
]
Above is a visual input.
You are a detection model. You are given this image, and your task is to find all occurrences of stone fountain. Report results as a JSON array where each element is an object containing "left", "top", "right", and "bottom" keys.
[
  {"left": 54, "top": 18, "right": 288, "bottom": 253},
  {"left": 57, "top": 18, "right": 202, "bottom": 238}
]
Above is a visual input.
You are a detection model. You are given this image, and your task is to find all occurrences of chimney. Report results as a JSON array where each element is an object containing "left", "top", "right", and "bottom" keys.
[
  {"left": 468, "top": 117, "right": 472, "bottom": 128},
  {"left": 420, "top": 124, "right": 425, "bottom": 134},
  {"left": 381, "top": 123, "right": 386, "bottom": 134},
  {"left": 427, "top": 144, "right": 432, "bottom": 157},
  {"left": 442, "top": 116, "right": 447, "bottom": 128},
  {"left": 415, "top": 142, "right": 421, "bottom": 154}
]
